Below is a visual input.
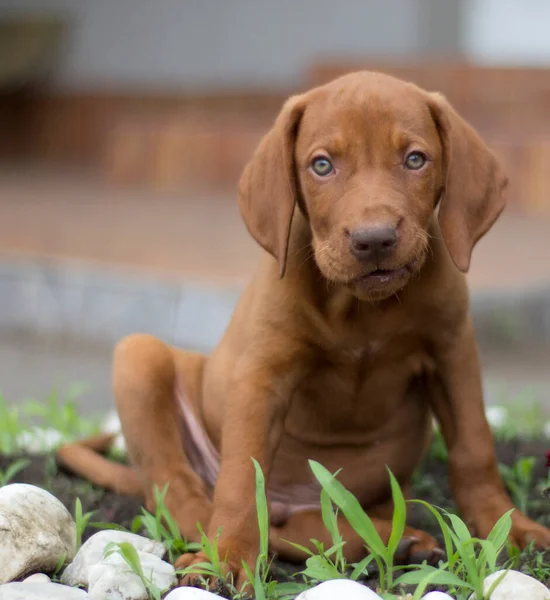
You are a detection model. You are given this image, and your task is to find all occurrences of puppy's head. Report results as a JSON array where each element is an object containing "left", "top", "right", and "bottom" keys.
[{"left": 239, "top": 71, "right": 507, "bottom": 300}]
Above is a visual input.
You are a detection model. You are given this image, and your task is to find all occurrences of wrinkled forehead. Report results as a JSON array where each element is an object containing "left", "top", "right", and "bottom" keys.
[{"left": 296, "top": 76, "right": 441, "bottom": 156}]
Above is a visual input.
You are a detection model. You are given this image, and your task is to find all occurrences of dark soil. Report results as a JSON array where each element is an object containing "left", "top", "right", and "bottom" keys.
[
  {"left": 412, "top": 438, "right": 550, "bottom": 533},
  {"left": 0, "top": 453, "right": 143, "bottom": 541},
  {"left": 1, "top": 438, "right": 549, "bottom": 596}
]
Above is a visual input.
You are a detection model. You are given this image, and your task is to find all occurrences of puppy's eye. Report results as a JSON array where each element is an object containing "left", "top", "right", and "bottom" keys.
[
  {"left": 404, "top": 151, "right": 427, "bottom": 170},
  {"left": 311, "top": 156, "right": 334, "bottom": 177}
]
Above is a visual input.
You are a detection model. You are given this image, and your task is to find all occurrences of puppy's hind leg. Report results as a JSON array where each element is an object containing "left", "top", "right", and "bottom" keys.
[
  {"left": 57, "top": 433, "right": 142, "bottom": 496},
  {"left": 113, "top": 334, "right": 212, "bottom": 542}
]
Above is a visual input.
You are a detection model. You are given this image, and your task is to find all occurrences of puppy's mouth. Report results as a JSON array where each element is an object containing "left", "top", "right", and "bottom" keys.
[{"left": 352, "top": 259, "right": 419, "bottom": 287}]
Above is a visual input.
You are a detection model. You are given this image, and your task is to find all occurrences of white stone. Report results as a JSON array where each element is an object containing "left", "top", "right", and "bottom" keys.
[
  {"left": 421, "top": 593, "right": 455, "bottom": 600},
  {"left": 61, "top": 530, "right": 165, "bottom": 587},
  {"left": 101, "top": 411, "right": 127, "bottom": 454},
  {"left": 485, "top": 405, "right": 509, "bottom": 430},
  {"left": 164, "top": 589, "right": 231, "bottom": 599},
  {"left": 88, "top": 551, "right": 176, "bottom": 600},
  {"left": 469, "top": 569, "right": 550, "bottom": 599},
  {"left": 101, "top": 410, "right": 122, "bottom": 435},
  {"left": 0, "top": 484, "right": 76, "bottom": 584},
  {"left": 296, "top": 579, "right": 383, "bottom": 599},
  {"left": 0, "top": 581, "right": 89, "bottom": 599},
  {"left": 112, "top": 433, "right": 127, "bottom": 455},
  {"left": 16, "top": 427, "right": 65, "bottom": 453},
  {"left": 21, "top": 574, "right": 51, "bottom": 584}
]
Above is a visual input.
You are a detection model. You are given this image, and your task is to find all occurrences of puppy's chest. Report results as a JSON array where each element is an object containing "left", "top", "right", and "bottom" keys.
[
  {"left": 313, "top": 327, "right": 428, "bottom": 388},
  {"left": 290, "top": 326, "right": 432, "bottom": 432},
  {"left": 338, "top": 337, "right": 387, "bottom": 362},
  {"left": 326, "top": 312, "right": 425, "bottom": 367}
]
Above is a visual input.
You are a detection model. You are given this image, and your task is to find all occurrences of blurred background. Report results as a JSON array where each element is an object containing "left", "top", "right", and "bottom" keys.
[{"left": 1, "top": 0, "right": 550, "bottom": 416}]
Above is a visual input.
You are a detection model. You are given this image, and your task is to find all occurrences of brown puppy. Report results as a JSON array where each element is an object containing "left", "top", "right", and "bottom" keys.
[{"left": 57, "top": 71, "right": 550, "bottom": 588}]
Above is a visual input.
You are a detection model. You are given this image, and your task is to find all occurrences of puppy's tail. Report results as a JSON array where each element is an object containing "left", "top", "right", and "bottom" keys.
[{"left": 56, "top": 434, "right": 142, "bottom": 497}]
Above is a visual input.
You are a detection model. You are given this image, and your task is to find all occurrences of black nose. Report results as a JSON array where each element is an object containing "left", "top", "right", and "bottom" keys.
[{"left": 349, "top": 225, "right": 398, "bottom": 262}]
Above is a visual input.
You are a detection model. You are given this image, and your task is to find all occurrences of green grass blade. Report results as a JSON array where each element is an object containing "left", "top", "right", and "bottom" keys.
[
  {"left": 487, "top": 509, "right": 514, "bottom": 554},
  {"left": 309, "top": 460, "right": 386, "bottom": 558},
  {"left": 485, "top": 568, "right": 512, "bottom": 599},
  {"left": 322, "top": 541, "right": 346, "bottom": 558},
  {"left": 396, "top": 565, "right": 469, "bottom": 589},
  {"left": 272, "top": 582, "right": 309, "bottom": 599},
  {"left": 115, "top": 542, "right": 145, "bottom": 578},
  {"left": 386, "top": 468, "right": 407, "bottom": 558},
  {"left": 2, "top": 458, "right": 30, "bottom": 485},
  {"left": 254, "top": 559, "right": 267, "bottom": 600},
  {"left": 350, "top": 553, "right": 374, "bottom": 580},
  {"left": 282, "top": 540, "right": 315, "bottom": 557},
  {"left": 52, "top": 553, "right": 67, "bottom": 579},
  {"left": 447, "top": 512, "right": 474, "bottom": 546},
  {"left": 477, "top": 539, "right": 496, "bottom": 574},
  {"left": 162, "top": 505, "right": 182, "bottom": 542},
  {"left": 447, "top": 534, "right": 481, "bottom": 593},
  {"left": 410, "top": 566, "right": 473, "bottom": 600},
  {"left": 75, "top": 498, "right": 84, "bottom": 549},
  {"left": 303, "top": 555, "right": 345, "bottom": 580},
  {"left": 252, "top": 458, "right": 269, "bottom": 557},
  {"left": 90, "top": 522, "right": 130, "bottom": 532},
  {"left": 409, "top": 500, "right": 454, "bottom": 567},
  {"left": 241, "top": 560, "right": 264, "bottom": 600},
  {"left": 320, "top": 487, "right": 341, "bottom": 546}
]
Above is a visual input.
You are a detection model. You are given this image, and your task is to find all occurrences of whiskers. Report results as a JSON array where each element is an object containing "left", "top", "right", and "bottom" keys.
[
  {"left": 412, "top": 229, "right": 430, "bottom": 257},
  {"left": 288, "top": 239, "right": 342, "bottom": 291},
  {"left": 292, "top": 241, "right": 316, "bottom": 269},
  {"left": 314, "top": 241, "right": 353, "bottom": 286}
]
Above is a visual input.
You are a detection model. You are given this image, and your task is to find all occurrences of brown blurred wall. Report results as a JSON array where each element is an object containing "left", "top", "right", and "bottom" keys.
[{"left": 3, "top": 62, "right": 550, "bottom": 217}]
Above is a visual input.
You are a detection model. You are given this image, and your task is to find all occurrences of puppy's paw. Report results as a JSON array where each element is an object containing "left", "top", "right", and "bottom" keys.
[
  {"left": 465, "top": 502, "right": 550, "bottom": 550},
  {"left": 175, "top": 551, "right": 213, "bottom": 587},
  {"left": 175, "top": 548, "right": 255, "bottom": 593},
  {"left": 509, "top": 513, "right": 550, "bottom": 550},
  {"left": 395, "top": 529, "right": 444, "bottom": 565}
]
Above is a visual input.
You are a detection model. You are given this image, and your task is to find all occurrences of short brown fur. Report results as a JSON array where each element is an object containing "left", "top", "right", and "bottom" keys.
[{"left": 57, "top": 72, "right": 550, "bottom": 589}]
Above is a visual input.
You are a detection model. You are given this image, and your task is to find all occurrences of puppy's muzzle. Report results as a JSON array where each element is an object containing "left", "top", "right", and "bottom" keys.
[{"left": 349, "top": 224, "right": 398, "bottom": 264}]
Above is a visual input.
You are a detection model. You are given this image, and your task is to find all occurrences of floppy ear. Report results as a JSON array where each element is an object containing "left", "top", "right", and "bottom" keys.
[
  {"left": 428, "top": 93, "right": 508, "bottom": 273},
  {"left": 238, "top": 94, "right": 307, "bottom": 278}
]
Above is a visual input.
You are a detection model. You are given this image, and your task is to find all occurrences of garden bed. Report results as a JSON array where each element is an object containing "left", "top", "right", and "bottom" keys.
[{"left": 1, "top": 435, "right": 549, "bottom": 598}]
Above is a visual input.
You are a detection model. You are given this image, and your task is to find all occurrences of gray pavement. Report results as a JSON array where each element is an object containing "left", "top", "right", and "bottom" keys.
[
  {"left": 0, "top": 333, "right": 113, "bottom": 417},
  {"left": 1, "top": 330, "right": 549, "bottom": 419}
]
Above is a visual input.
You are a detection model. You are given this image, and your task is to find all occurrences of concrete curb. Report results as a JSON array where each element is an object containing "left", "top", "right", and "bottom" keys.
[
  {"left": 471, "top": 284, "right": 550, "bottom": 351},
  {"left": 0, "top": 259, "right": 240, "bottom": 352},
  {"left": 1, "top": 257, "right": 549, "bottom": 353}
]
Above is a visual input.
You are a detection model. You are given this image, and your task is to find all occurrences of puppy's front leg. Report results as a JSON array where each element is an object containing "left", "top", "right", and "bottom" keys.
[
  {"left": 431, "top": 316, "right": 550, "bottom": 548},
  {"left": 177, "top": 358, "right": 297, "bottom": 589}
]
